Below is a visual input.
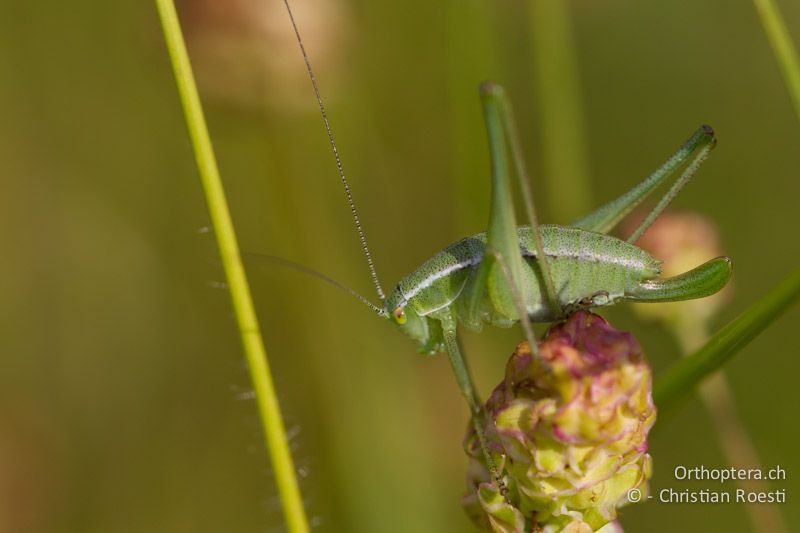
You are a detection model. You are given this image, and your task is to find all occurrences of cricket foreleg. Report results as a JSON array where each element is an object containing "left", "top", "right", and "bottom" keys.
[{"left": 442, "top": 328, "right": 509, "bottom": 501}]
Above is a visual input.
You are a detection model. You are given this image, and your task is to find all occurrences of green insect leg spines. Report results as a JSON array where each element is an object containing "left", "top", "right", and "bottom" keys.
[{"left": 462, "top": 312, "right": 655, "bottom": 532}]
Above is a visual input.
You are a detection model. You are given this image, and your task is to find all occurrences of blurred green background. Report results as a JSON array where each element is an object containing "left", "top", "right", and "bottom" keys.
[{"left": 1, "top": 0, "right": 798, "bottom": 531}]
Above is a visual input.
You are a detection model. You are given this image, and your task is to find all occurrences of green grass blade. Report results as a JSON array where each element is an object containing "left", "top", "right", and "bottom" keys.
[
  {"left": 529, "top": 0, "right": 592, "bottom": 221},
  {"left": 655, "top": 267, "right": 800, "bottom": 414},
  {"left": 153, "top": 2, "right": 309, "bottom": 531},
  {"left": 752, "top": 0, "right": 800, "bottom": 123}
]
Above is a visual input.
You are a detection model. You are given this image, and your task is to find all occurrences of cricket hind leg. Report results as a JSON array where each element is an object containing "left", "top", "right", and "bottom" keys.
[
  {"left": 570, "top": 125, "right": 716, "bottom": 236},
  {"left": 485, "top": 83, "right": 560, "bottom": 316},
  {"left": 460, "top": 83, "right": 561, "bottom": 327},
  {"left": 625, "top": 130, "right": 716, "bottom": 243},
  {"left": 484, "top": 247, "right": 542, "bottom": 356}
]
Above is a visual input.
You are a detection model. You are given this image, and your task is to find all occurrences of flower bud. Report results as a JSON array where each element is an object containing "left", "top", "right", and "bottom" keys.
[
  {"left": 181, "top": 0, "right": 348, "bottom": 111},
  {"left": 463, "top": 312, "right": 655, "bottom": 532}
]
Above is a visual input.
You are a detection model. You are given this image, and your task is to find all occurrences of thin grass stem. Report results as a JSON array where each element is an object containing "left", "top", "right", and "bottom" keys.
[
  {"left": 752, "top": 0, "right": 800, "bottom": 123},
  {"left": 446, "top": 0, "right": 500, "bottom": 231},
  {"left": 153, "top": 2, "right": 309, "bottom": 531},
  {"left": 529, "top": 0, "right": 592, "bottom": 222}
]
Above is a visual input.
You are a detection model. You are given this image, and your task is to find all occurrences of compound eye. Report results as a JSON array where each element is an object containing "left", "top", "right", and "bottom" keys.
[{"left": 392, "top": 307, "right": 407, "bottom": 325}]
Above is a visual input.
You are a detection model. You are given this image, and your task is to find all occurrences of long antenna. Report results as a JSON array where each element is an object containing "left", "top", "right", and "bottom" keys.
[
  {"left": 282, "top": 0, "right": 386, "bottom": 303},
  {"left": 244, "top": 252, "right": 386, "bottom": 316}
]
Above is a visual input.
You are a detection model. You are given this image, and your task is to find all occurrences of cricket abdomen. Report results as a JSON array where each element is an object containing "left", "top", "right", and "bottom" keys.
[{"left": 511, "top": 226, "right": 661, "bottom": 322}]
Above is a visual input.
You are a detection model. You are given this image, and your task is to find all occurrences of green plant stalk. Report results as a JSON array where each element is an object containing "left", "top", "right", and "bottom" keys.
[
  {"left": 153, "top": 1, "right": 309, "bottom": 531},
  {"left": 752, "top": 0, "right": 800, "bottom": 123},
  {"left": 655, "top": 267, "right": 800, "bottom": 414},
  {"left": 529, "top": 0, "right": 592, "bottom": 222},
  {"left": 446, "top": 0, "right": 499, "bottom": 232},
  {"left": 673, "top": 325, "right": 787, "bottom": 533}
]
